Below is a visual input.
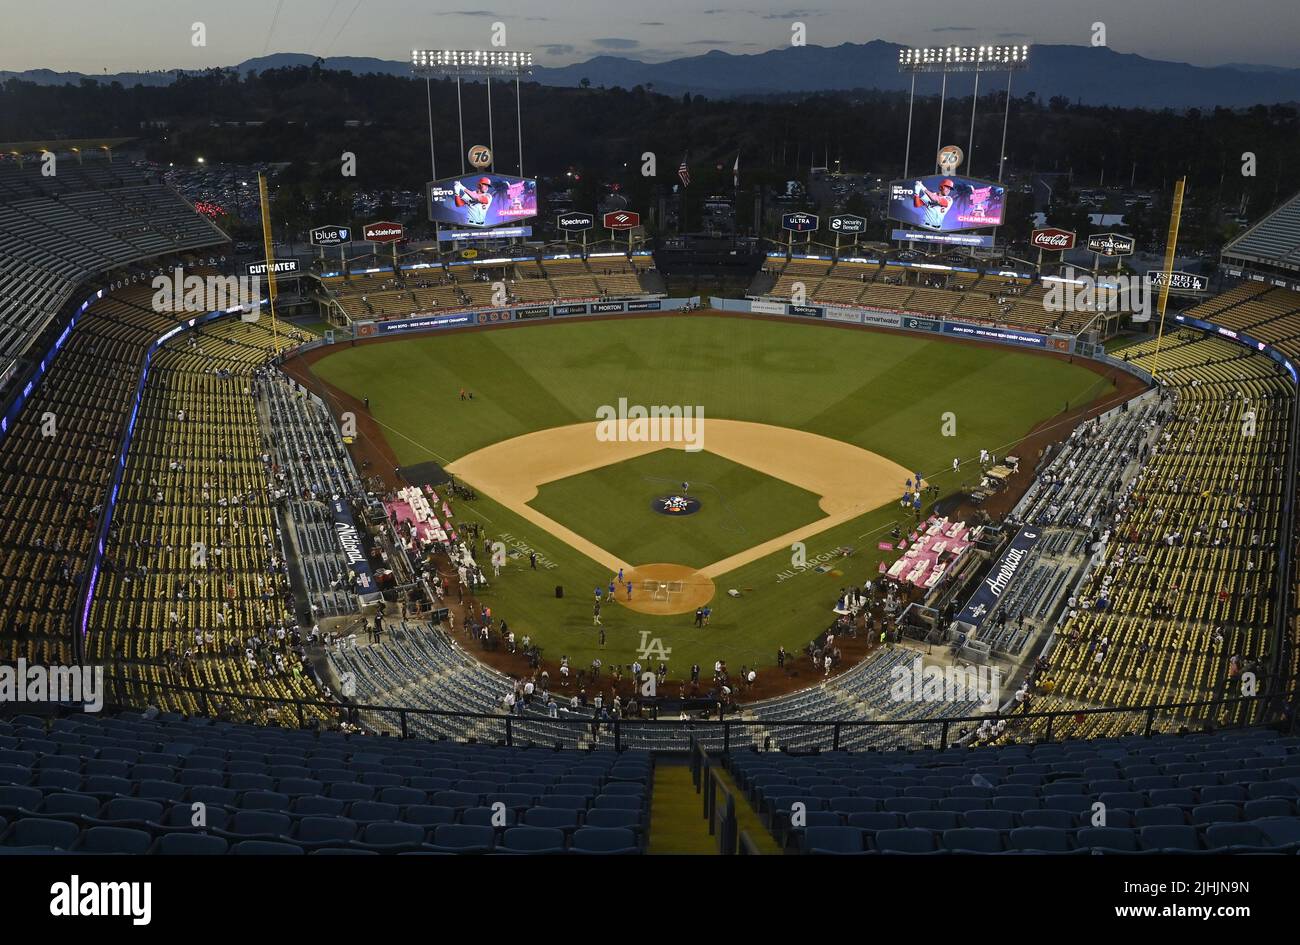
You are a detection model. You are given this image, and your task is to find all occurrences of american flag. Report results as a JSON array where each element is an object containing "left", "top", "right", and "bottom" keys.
[{"left": 677, "top": 156, "right": 690, "bottom": 187}]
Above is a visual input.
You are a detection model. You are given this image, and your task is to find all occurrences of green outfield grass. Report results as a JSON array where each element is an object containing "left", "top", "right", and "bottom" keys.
[
  {"left": 311, "top": 313, "right": 1116, "bottom": 675},
  {"left": 528, "top": 447, "right": 825, "bottom": 570}
]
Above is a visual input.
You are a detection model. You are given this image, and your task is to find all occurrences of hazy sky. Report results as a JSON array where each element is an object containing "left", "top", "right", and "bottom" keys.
[{"left": 1, "top": 0, "right": 1297, "bottom": 73}]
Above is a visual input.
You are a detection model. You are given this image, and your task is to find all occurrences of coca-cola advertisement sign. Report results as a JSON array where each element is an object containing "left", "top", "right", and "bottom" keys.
[{"left": 1031, "top": 227, "right": 1076, "bottom": 250}]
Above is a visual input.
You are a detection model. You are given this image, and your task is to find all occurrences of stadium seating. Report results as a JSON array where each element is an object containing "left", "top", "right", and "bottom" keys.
[
  {"left": 725, "top": 726, "right": 1300, "bottom": 854},
  {"left": 0, "top": 711, "right": 650, "bottom": 854},
  {"left": 0, "top": 159, "right": 227, "bottom": 385}
]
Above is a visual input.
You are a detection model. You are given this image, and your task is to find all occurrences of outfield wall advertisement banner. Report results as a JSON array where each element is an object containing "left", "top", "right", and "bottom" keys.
[
  {"left": 626, "top": 300, "right": 662, "bottom": 311},
  {"left": 889, "top": 175, "right": 1005, "bottom": 232},
  {"left": 788, "top": 304, "right": 824, "bottom": 318},
  {"left": 428, "top": 173, "right": 538, "bottom": 228},
  {"left": 376, "top": 312, "right": 477, "bottom": 334},
  {"left": 552, "top": 304, "right": 590, "bottom": 316},
  {"left": 824, "top": 307, "right": 864, "bottom": 324},
  {"left": 591, "top": 301, "right": 626, "bottom": 314},
  {"left": 943, "top": 321, "right": 1047, "bottom": 347},
  {"left": 514, "top": 306, "right": 551, "bottom": 320},
  {"left": 901, "top": 315, "right": 942, "bottom": 333},
  {"left": 861, "top": 310, "right": 903, "bottom": 329},
  {"left": 750, "top": 300, "right": 787, "bottom": 315}
]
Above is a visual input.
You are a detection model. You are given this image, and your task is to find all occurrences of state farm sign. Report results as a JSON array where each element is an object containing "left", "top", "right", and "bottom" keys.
[
  {"left": 363, "top": 221, "right": 405, "bottom": 243},
  {"left": 1031, "top": 227, "right": 1076, "bottom": 251}
]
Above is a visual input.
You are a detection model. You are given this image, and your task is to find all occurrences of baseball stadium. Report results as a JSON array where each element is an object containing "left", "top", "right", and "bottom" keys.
[{"left": 1, "top": 5, "right": 1299, "bottom": 884}]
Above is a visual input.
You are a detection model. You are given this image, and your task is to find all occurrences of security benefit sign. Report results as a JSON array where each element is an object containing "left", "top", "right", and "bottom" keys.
[{"left": 957, "top": 526, "right": 1042, "bottom": 628}]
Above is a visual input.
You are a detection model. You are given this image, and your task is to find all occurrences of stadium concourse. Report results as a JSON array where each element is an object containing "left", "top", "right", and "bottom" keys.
[{"left": 0, "top": 152, "right": 1298, "bottom": 858}]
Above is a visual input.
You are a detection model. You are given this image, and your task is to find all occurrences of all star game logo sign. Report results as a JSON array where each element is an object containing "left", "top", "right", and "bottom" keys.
[{"left": 653, "top": 494, "right": 701, "bottom": 516}]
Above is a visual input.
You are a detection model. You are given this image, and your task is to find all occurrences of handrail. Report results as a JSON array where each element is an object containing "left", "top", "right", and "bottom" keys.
[{"left": 97, "top": 666, "right": 1295, "bottom": 747}]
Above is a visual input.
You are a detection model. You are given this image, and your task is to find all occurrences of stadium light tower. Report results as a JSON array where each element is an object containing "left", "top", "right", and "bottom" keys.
[
  {"left": 411, "top": 49, "right": 534, "bottom": 179},
  {"left": 898, "top": 44, "right": 1030, "bottom": 182}
]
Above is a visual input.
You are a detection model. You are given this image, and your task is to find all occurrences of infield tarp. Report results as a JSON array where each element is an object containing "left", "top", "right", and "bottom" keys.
[{"left": 958, "top": 526, "right": 1042, "bottom": 629}]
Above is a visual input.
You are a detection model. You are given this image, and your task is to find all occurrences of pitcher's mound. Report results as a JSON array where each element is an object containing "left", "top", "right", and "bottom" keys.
[{"left": 621, "top": 563, "right": 716, "bottom": 615}]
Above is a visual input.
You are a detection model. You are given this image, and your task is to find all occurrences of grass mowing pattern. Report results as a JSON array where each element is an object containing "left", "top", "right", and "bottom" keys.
[
  {"left": 528, "top": 448, "right": 826, "bottom": 570},
  {"left": 313, "top": 315, "right": 1114, "bottom": 674}
]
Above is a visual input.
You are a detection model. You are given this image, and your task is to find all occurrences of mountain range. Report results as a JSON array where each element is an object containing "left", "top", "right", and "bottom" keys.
[{"left": 1, "top": 42, "right": 1288, "bottom": 110}]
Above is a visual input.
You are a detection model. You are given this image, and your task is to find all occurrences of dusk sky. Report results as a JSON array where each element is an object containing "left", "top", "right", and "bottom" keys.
[{"left": 0, "top": 0, "right": 1296, "bottom": 74}]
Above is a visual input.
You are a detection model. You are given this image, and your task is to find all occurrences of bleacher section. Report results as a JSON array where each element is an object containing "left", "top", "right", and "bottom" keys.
[
  {"left": 0, "top": 159, "right": 227, "bottom": 383},
  {"left": 259, "top": 375, "right": 362, "bottom": 618},
  {"left": 757, "top": 257, "right": 1103, "bottom": 334},
  {"left": 319, "top": 254, "right": 658, "bottom": 323},
  {"left": 1026, "top": 332, "right": 1292, "bottom": 736},
  {"left": 1223, "top": 190, "right": 1300, "bottom": 275},
  {"left": 82, "top": 315, "right": 327, "bottom": 720}
]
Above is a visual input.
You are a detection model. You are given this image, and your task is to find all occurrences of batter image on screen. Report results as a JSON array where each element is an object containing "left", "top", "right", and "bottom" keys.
[
  {"left": 429, "top": 174, "right": 538, "bottom": 228},
  {"left": 914, "top": 178, "right": 955, "bottom": 230},
  {"left": 450, "top": 177, "right": 494, "bottom": 226}
]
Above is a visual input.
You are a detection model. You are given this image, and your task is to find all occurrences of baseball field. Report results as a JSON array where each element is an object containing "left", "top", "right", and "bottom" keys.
[{"left": 307, "top": 313, "right": 1118, "bottom": 680}]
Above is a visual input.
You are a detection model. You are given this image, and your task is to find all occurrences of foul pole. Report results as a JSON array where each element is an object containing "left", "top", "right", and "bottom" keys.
[
  {"left": 257, "top": 172, "right": 281, "bottom": 352},
  {"left": 1149, "top": 176, "right": 1187, "bottom": 381}
]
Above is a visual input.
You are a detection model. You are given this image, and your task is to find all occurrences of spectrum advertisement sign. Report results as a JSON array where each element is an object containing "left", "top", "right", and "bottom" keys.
[
  {"left": 889, "top": 175, "right": 1005, "bottom": 232},
  {"left": 428, "top": 173, "right": 538, "bottom": 228}
]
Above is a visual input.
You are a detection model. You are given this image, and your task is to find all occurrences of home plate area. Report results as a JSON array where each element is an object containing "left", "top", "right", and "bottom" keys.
[{"left": 621, "top": 563, "right": 716, "bottom": 616}]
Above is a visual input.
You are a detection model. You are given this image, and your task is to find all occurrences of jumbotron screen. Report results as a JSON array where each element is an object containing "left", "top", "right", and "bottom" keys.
[
  {"left": 888, "top": 174, "right": 1006, "bottom": 232},
  {"left": 427, "top": 173, "right": 538, "bottom": 228}
]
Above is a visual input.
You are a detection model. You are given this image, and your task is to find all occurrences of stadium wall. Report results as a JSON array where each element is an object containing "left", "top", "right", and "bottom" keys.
[{"left": 711, "top": 296, "right": 1077, "bottom": 353}]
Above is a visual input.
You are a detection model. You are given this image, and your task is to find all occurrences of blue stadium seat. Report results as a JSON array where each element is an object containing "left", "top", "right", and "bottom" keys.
[
  {"left": 1137, "top": 825, "right": 1201, "bottom": 852},
  {"left": 231, "top": 840, "right": 303, "bottom": 855},
  {"left": 151, "top": 832, "right": 230, "bottom": 855},
  {"left": 350, "top": 822, "right": 428, "bottom": 853},
  {"left": 499, "top": 826, "right": 566, "bottom": 854},
  {"left": 1075, "top": 827, "right": 1140, "bottom": 852},
  {"left": 1133, "top": 806, "right": 1186, "bottom": 828},
  {"left": 522, "top": 807, "right": 581, "bottom": 831},
  {"left": 571, "top": 827, "right": 639, "bottom": 854},
  {"left": 942, "top": 828, "right": 1004, "bottom": 853},
  {"left": 905, "top": 810, "right": 960, "bottom": 831},
  {"left": 1, "top": 817, "right": 80, "bottom": 850},
  {"left": 1007, "top": 827, "right": 1073, "bottom": 852},
  {"left": 582, "top": 808, "right": 643, "bottom": 831},
  {"left": 961, "top": 810, "right": 1017, "bottom": 831},
  {"left": 75, "top": 826, "right": 153, "bottom": 854},
  {"left": 803, "top": 826, "right": 866, "bottom": 855},
  {"left": 401, "top": 805, "right": 457, "bottom": 827},
  {"left": 872, "top": 828, "right": 939, "bottom": 854},
  {"left": 428, "top": 823, "right": 495, "bottom": 853}
]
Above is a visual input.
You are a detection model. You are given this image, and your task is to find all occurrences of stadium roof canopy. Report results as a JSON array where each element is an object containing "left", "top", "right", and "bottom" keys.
[{"left": 1222, "top": 190, "right": 1300, "bottom": 285}]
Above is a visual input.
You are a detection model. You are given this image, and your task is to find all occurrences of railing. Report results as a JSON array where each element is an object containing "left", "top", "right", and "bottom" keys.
[{"left": 95, "top": 669, "right": 1295, "bottom": 755}]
